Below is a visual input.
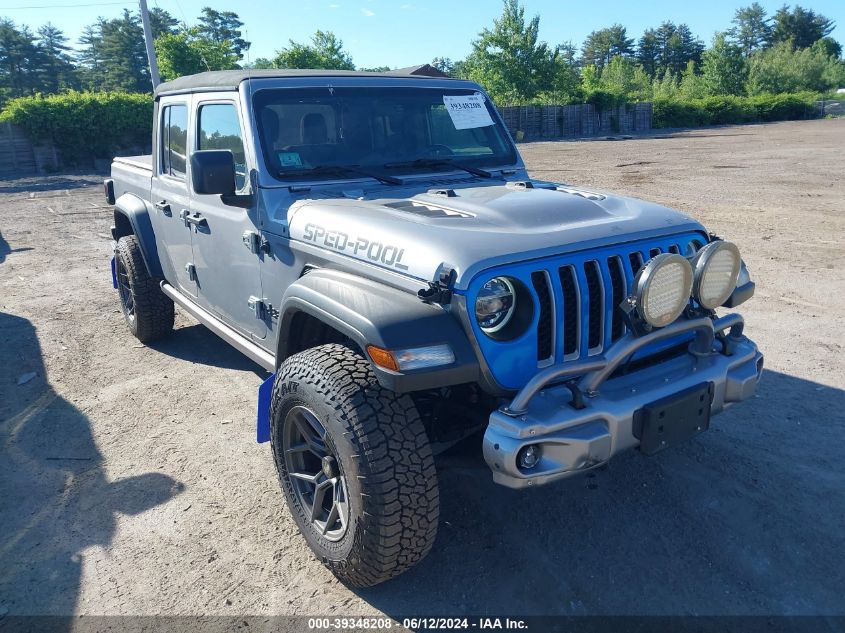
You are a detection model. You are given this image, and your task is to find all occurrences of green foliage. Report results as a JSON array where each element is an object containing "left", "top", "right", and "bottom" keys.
[
  {"left": 463, "top": 0, "right": 565, "bottom": 104},
  {"left": 679, "top": 60, "right": 707, "bottom": 99},
  {"left": 637, "top": 21, "right": 705, "bottom": 79},
  {"left": 0, "top": 91, "right": 152, "bottom": 164},
  {"left": 581, "top": 56, "right": 651, "bottom": 104},
  {"left": 770, "top": 5, "right": 834, "bottom": 49},
  {"left": 748, "top": 41, "right": 844, "bottom": 94},
  {"left": 196, "top": 8, "right": 249, "bottom": 57},
  {"left": 581, "top": 24, "right": 634, "bottom": 71},
  {"left": 0, "top": 18, "right": 80, "bottom": 104},
  {"left": 701, "top": 34, "right": 747, "bottom": 96},
  {"left": 273, "top": 30, "right": 355, "bottom": 70},
  {"left": 155, "top": 28, "right": 240, "bottom": 81},
  {"left": 653, "top": 92, "right": 817, "bottom": 128},
  {"left": 730, "top": 3, "right": 772, "bottom": 57}
]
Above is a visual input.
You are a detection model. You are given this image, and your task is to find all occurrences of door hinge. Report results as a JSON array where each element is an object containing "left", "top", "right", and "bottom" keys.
[
  {"left": 247, "top": 296, "right": 278, "bottom": 321},
  {"left": 185, "top": 262, "right": 197, "bottom": 281},
  {"left": 242, "top": 230, "right": 270, "bottom": 255}
]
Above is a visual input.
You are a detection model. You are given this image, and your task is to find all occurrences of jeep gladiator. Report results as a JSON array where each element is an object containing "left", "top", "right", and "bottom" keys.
[{"left": 106, "top": 69, "right": 763, "bottom": 587}]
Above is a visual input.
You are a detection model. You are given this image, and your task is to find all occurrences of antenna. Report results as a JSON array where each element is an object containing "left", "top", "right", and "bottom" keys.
[{"left": 139, "top": 0, "right": 161, "bottom": 88}]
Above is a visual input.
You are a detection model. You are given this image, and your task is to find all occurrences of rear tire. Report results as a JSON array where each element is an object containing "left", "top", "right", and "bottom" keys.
[
  {"left": 115, "top": 235, "right": 174, "bottom": 343},
  {"left": 270, "top": 343, "right": 439, "bottom": 587}
]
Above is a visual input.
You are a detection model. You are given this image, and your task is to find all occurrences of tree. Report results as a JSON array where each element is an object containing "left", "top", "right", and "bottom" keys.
[
  {"left": 155, "top": 28, "right": 239, "bottom": 81},
  {"left": 637, "top": 29, "right": 660, "bottom": 76},
  {"left": 431, "top": 57, "right": 455, "bottom": 76},
  {"left": 814, "top": 37, "right": 842, "bottom": 59},
  {"left": 581, "top": 24, "right": 634, "bottom": 71},
  {"left": 0, "top": 19, "right": 40, "bottom": 99},
  {"left": 35, "top": 23, "right": 78, "bottom": 93},
  {"left": 770, "top": 5, "right": 835, "bottom": 50},
  {"left": 273, "top": 30, "right": 355, "bottom": 70},
  {"left": 701, "top": 33, "right": 747, "bottom": 96},
  {"left": 462, "top": 0, "right": 560, "bottom": 104},
  {"left": 592, "top": 55, "right": 652, "bottom": 101},
  {"left": 96, "top": 10, "right": 150, "bottom": 92},
  {"left": 679, "top": 60, "right": 707, "bottom": 98},
  {"left": 730, "top": 3, "right": 772, "bottom": 57},
  {"left": 650, "top": 21, "right": 704, "bottom": 78},
  {"left": 197, "top": 7, "right": 249, "bottom": 58},
  {"left": 76, "top": 23, "right": 104, "bottom": 90},
  {"left": 245, "top": 57, "right": 275, "bottom": 69},
  {"left": 149, "top": 7, "right": 179, "bottom": 39},
  {"left": 747, "top": 40, "right": 844, "bottom": 93}
]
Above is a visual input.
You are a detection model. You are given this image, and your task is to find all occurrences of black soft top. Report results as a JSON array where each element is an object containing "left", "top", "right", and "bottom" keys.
[{"left": 154, "top": 65, "right": 453, "bottom": 97}]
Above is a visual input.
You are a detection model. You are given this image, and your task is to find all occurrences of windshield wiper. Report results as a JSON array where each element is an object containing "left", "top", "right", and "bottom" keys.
[
  {"left": 279, "top": 164, "right": 403, "bottom": 185},
  {"left": 382, "top": 158, "right": 494, "bottom": 179}
]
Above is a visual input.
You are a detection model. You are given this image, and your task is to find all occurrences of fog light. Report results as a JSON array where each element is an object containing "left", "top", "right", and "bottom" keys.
[{"left": 518, "top": 445, "right": 541, "bottom": 469}]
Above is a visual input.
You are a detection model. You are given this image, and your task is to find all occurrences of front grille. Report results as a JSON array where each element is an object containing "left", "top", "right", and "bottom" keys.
[
  {"left": 530, "top": 235, "right": 703, "bottom": 364},
  {"left": 531, "top": 271, "right": 553, "bottom": 363}
]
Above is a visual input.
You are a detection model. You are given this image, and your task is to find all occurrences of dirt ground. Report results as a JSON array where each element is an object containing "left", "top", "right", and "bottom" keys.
[{"left": 1, "top": 119, "right": 843, "bottom": 620}]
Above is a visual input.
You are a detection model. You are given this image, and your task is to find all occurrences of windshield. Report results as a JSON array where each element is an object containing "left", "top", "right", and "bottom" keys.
[{"left": 252, "top": 86, "right": 516, "bottom": 181}]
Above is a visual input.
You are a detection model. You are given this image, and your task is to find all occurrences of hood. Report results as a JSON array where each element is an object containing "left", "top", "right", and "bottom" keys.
[{"left": 286, "top": 182, "right": 705, "bottom": 289}]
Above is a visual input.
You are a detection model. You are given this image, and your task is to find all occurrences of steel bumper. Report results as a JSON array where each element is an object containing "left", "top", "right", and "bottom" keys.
[{"left": 483, "top": 314, "right": 764, "bottom": 489}]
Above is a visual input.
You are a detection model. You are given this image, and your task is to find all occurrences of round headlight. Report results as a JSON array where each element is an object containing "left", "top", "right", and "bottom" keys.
[
  {"left": 634, "top": 253, "right": 693, "bottom": 328},
  {"left": 692, "top": 241, "right": 741, "bottom": 309},
  {"left": 475, "top": 277, "right": 516, "bottom": 333}
]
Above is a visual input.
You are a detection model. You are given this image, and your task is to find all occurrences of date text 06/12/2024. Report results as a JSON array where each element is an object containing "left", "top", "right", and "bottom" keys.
[{"left": 306, "top": 617, "right": 529, "bottom": 630}]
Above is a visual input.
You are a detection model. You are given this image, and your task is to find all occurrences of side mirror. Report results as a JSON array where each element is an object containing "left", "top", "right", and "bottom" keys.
[{"left": 191, "top": 150, "right": 236, "bottom": 196}]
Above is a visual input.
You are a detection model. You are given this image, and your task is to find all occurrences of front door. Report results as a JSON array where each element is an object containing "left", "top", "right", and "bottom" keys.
[
  {"left": 151, "top": 100, "right": 196, "bottom": 296},
  {"left": 189, "top": 98, "right": 266, "bottom": 340}
]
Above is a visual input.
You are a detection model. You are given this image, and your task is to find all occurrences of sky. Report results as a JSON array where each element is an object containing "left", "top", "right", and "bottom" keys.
[{"left": 1, "top": 0, "right": 843, "bottom": 68}]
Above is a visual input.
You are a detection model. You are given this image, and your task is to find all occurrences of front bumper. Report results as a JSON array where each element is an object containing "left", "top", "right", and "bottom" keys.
[{"left": 483, "top": 314, "right": 763, "bottom": 488}]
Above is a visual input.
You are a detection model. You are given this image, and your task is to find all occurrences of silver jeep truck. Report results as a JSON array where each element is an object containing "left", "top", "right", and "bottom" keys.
[{"left": 106, "top": 69, "right": 763, "bottom": 587}]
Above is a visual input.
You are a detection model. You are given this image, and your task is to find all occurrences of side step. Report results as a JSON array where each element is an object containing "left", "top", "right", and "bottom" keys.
[{"left": 160, "top": 282, "right": 276, "bottom": 371}]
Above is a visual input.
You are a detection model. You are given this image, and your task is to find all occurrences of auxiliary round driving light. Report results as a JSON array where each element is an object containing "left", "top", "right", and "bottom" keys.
[
  {"left": 518, "top": 445, "right": 542, "bottom": 470},
  {"left": 691, "top": 241, "right": 741, "bottom": 309},
  {"left": 633, "top": 253, "right": 694, "bottom": 328}
]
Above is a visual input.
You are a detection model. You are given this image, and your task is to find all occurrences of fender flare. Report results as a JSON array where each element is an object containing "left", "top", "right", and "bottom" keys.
[
  {"left": 112, "top": 193, "right": 163, "bottom": 279},
  {"left": 276, "top": 268, "right": 480, "bottom": 393}
]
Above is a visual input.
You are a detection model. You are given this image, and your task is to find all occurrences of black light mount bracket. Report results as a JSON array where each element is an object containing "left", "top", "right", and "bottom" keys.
[{"left": 418, "top": 266, "right": 457, "bottom": 305}]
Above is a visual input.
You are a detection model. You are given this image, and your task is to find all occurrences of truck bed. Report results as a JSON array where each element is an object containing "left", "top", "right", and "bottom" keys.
[{"left": 111, "top": 154, "right": 152, "bottom": 203}]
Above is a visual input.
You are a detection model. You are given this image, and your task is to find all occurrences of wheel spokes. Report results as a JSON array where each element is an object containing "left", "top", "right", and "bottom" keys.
[{"left": 283, "top": 406, "right": 349, "bottom": 541}]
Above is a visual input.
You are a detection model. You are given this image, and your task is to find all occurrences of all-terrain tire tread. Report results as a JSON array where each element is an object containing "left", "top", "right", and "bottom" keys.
[
  {"left": 116, "top": 235, "right": 174, "bottom": 343},
  {"left": 270, "top": 343, "right": 439, "bottom": 587}
]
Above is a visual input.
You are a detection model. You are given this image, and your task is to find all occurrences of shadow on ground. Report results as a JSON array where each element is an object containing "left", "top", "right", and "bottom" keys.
[
  {"left": 0, "top": 311, "right": 183, "bottom": 621},
  {"left": 0, "top": 176, "right": 103, "bottom": 195},
  {"left": 0, "top": 230, "right": 34, "bottom": 264},
  {"left": 360, "top": 370, "right": 845, "bottom": 616},
  {"left": 148, "top": 323, "right": 268, "bottom": 376}
]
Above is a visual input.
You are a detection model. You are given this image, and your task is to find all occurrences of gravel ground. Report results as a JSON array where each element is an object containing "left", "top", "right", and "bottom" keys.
[{"left": 1, "top": 119, "right": 843, "bottom": 619}]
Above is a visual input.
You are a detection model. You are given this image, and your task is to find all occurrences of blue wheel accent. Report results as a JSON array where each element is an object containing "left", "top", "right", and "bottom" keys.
[
  {"left": 110, "top": 256, "right": 118, "bottom": 289},
  {"left": 256, "top": 372, "right": 275, "bottom": 443}
]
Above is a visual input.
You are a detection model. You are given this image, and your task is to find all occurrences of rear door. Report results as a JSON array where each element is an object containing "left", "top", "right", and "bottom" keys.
[
  {"left": 189, "top": 96, "right": 266, "bottom": 339},
  {"left": 151, "top": 99, "right": 196, "bottom": 296}
]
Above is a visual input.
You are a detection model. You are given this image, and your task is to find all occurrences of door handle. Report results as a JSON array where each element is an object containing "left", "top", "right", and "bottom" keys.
[
  {"left": 154, "top": 200, "right": 172, "bottom": 216},
  {"left": 185, "top": 213, "right": 208, "bottom": 228}
]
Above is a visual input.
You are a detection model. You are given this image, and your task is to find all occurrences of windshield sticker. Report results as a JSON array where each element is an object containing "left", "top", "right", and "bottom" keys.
[
  {"left": 278, "top": 151, "right": 303, "bottom": 167},
  {"left": 443, "top": 94, "right": 495, "bottom": 130}
]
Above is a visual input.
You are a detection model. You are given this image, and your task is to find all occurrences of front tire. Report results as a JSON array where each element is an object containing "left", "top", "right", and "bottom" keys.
[
  {"left": 115, "top": 235, "right": 174, "bottom": 343},
  {"left": 270, "top": 343, "right": 439, "bottom": 587}
]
